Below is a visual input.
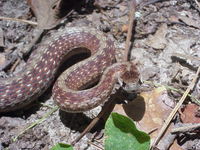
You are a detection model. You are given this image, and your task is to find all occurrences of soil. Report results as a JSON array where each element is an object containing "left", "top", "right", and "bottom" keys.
[{"left": 0, "top": 0, "right": 200, "bottom": 150}]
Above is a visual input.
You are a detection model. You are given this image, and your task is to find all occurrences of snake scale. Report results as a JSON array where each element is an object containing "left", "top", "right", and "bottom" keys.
[{"left": 0, "top": 27, "right": 139, "bottom": 113}]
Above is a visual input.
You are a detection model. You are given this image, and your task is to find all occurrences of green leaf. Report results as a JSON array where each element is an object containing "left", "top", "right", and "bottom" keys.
[
  {"left": 51, "top": 143, "right": 73, "bottom": 150},
  {"left": 105, "top": 112, "right": 150, "bottom": 150}
]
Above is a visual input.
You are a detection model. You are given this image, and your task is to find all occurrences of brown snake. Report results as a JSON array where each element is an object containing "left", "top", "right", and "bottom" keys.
[{"left": 0, "top": 27, "right": 139, "bottom": 113}]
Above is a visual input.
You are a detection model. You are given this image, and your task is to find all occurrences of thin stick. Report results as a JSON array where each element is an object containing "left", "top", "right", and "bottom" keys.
[
  {"left": 10, "top": 58, "right": 21, "bottom": 72},
  {"left": 71, "top": 97, "right": 115, "bottom": 145},
  {"left": 171, "top": 123, "right": 200, "bottom": 133},
  {"left": 88, "top": 141, "right": 103, "bottom": 150},
  {"left": 0, "top": 16, "right": 37, "bottom": 26},
  {"left": 194, "top": 0, "right": 200, "bottom": 8},
  {"left": 172, "top": 52, "right": 200, "bottom": 62},
  {"left": 123, "top": 0, "right": 136, "bottom": 61},
  {"left": 151, "top": 66, "right": 200, "bottom": 149},
  {"left": 13, "top": 106, "right": 58, "bottom": 142}
]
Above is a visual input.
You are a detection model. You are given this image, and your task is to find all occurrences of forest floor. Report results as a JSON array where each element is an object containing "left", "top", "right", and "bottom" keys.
[{"left": 0, "top": 0, "right": 200, "bottom": 150}]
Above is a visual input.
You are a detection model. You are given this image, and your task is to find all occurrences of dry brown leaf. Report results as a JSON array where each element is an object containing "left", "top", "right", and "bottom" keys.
[
  {"left": 27, "top": 0, "right": 62, "bottom": 29},
  {"left": 113, "top": 87, "right": 174, "bottom": 140},
  {"left": 170, "top": 140, "right": 184, "bottom": 150},
  {"left": 146, "top": 24, "right": 168, "bottom": 49},
  {"left": 180, "top": 103, "right": 200, "bottom": 123}
]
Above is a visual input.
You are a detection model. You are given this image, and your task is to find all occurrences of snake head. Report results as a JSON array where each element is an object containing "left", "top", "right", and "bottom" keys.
[{"left": 118, "top": 62, "right": 141, "bottom": 93}]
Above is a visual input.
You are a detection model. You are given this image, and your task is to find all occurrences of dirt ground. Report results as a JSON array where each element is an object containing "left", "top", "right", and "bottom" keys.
[{"left": 0, "top": 0, "right": 200, "bottom": 150}]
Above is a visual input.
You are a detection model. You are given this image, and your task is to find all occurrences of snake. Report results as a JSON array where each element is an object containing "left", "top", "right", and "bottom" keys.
[{"left": 0, "top": 27, "right": 139, "bottom": 113}]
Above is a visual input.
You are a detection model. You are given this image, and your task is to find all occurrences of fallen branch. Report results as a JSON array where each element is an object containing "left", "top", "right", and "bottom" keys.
[
  {"left": 0, "top": 16, "right": 37, "bottom": 25},
  {"left": 171, "top": 123, "right": 200, "bottom": 133},
  {"left": 123, "top": 0, "right": 136, "bottom": 61}
]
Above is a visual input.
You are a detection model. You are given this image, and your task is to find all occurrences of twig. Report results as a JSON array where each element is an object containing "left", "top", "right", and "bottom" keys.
[
  {"left": 151, "top": 66, "right": 200, "bottom": 149},
  {"left": 123, "top": 0, "right": 136, "bottom": 61},
  {"left": 71, "top": 96, "right": 115, "bottom": 145},
  {"left": 157, "top": 133, "right": 177, "bottom": 150},
  {"left": 13, "top": 106, "right": 58, "bottom": 142},
  {"left": 148, "top": 127, "right": 158, "bottom": 135},
  {"left": 171, "top": 123, "right": 200, "bottom": 133},
  {"left": 0, "top": 16, "right": 37, "bottom": 26},
  {"left": 10, "top": 58, "right": 21, "bottom": 72},
  {"left": 172, "top": 52, "right": 200, "bottom": 62},
  {"left": 194, "top": 0, "right": 200, "bottom": 9}
]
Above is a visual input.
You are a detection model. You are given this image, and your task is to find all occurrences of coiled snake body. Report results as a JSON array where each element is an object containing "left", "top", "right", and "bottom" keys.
[{"left": 0, "top": 27, "right": 139, "bottom": 113}]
